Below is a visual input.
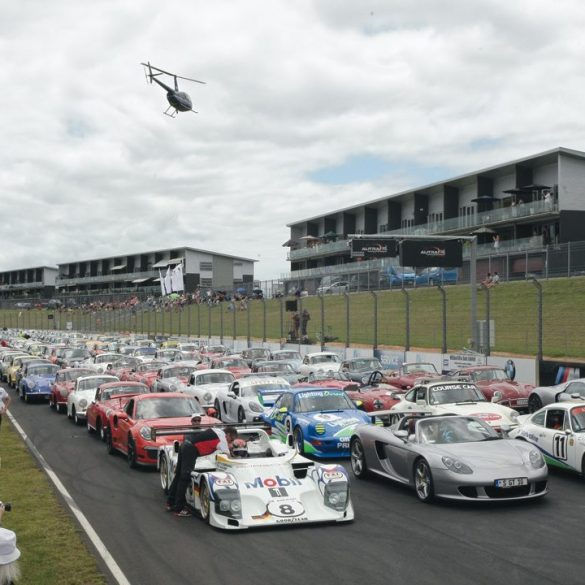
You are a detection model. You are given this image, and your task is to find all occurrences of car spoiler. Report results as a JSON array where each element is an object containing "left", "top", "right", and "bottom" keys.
[{"left": 152, "top": 422, "right": 273, "bottom": 440}]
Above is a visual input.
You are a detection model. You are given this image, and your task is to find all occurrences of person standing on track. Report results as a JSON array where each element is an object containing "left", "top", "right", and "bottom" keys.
[{"left": 0, "top": 387, "right": 11, "bottom": 432}]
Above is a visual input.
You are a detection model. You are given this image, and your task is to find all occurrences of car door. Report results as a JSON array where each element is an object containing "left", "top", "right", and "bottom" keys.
[
  {"left": 270, "top": 393, "right": 294, "bottom": 440},
  {"left": 115, "top": 398, "right": 135, "bottom": 452},
  {"left": 226, "top": 381, "right": 241, "bottom": 421},
  {"left": 540, "top": 408, "right": 570, "bottom": 465}
]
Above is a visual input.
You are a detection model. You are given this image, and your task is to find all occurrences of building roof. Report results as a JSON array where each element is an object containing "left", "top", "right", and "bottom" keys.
[
  {"left": 56, "top": 246, "right": 256, "bottom": 266},
  {"left": 0, "top": 265, "right": 58, "bottom": 274},
  {"left": 288, "top": 146, "right": 585, "bottom": 227}
]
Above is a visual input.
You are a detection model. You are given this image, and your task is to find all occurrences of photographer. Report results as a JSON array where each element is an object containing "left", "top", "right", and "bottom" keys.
[{"left": 0, "top": 503, "right": 21, "bottom": 584}]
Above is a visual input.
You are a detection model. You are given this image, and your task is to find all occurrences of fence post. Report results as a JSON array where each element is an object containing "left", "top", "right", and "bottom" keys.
[
  {"left": 545, "top": 246, "right": 549, "bottom": 280},
  {"left": 320, "top": 294, "right": 325, "bottom": 351},
  {"left": 220, "top": 302, "right": 224, "bottom": 344},
  {"left": 246, "top": 301, "right": 251, "bottom": 348},
  {"left": 437, "top": 286, "right": 447, "bottom": 354},
  {"left": 401, "top": 289, "right": 410, "bottom": 351},
  {"left": 161, "top": 305, "right": 165, "bottom": 338},
  {"left": 262, "top": 298, "right": 266, "bottom": 343},
  {"left": 484, "top": 285, "right": 491, "bottom": 357},
  {"left": 568, "top": 241, "right": 571, "bottom": 277},
  {"left": 207, "top": 303, "right": 212, "bottom": 342},
  {"left": 371, "top": 291, "right": 378, "bottom": 351},
  {"left": 233, "top": 301, "right": 237, "bottom": 343},
  {"left": 279, "top": 297, "right": 284, "bottom": 347},
  {"left": 298, "top": 297, "right": 303, "bottom": 351},
  {"left": 344, "top": 293, "right": 350, "bottom": 349},
  {"left": 528, "top": 276, "right": 543, "bottom": 363}
]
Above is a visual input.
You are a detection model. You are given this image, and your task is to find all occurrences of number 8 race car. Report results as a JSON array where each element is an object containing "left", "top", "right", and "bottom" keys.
[{"left": 157, "top": 425, "right": 354, "bottom": 530}]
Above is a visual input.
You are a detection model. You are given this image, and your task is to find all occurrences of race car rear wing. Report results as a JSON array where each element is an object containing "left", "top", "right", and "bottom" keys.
[{"left": 152, "top": 422, "right": 273, "bottom": 440}]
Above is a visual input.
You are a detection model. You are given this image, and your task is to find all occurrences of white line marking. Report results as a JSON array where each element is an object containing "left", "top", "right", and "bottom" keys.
[{"left": 7, "top": 411, "right": 132, "bottom": 585}]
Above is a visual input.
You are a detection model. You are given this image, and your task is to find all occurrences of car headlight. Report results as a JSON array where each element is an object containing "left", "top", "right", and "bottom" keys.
[
  {"left": 79, "top": 399, "right": 88, "bottom": 409},
  {"left": 203, "top": 392, "right": 212, "bottom": 402},
  {"left": 249, "top": 401, "right": 263, "bottom": 413},
  {"left": 214, "top": 489, "right": 242, "bottom": 518},
  {"left": 509, "top": 410, "right": 520, "bottom": 422},
  {"left": 140, "top": 426, "right": 153, "bottom": 440},
  {"left": 442, "top": 456, "right": 473, "bottom": 474},
  {"left": 324, "top": 482, "right": 349, "bottom": 511},
  {"left": 528, "top": 449, "right": 545, "bottom": 469},
  {"left": 169, "top": 384, "right": 177, "bottom": 391}
]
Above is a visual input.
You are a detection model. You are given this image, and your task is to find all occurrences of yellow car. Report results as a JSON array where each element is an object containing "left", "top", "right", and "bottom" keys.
[{"left": 8, "top": 356, "right": 43, "bottom": 388}]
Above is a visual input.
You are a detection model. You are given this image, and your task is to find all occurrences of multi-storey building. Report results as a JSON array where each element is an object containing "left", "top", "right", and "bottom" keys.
[
  {"left": 285, "top": 147, "right": 585, "bottom": 290},
  {"left": 54, "top": 246, "right": 255, "bottom": 294},
  {"left": 0, "top": 266, "right": 58, "bottom": 299}
]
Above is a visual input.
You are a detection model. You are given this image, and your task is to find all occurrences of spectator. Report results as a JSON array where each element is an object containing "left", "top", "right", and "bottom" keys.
[
  {"left": 492, "top": 234, "right": 500, "bottom": 251},
  {"left": 0, "top": 387, "right": 11, "bottom": 431},
  {"left": 481, "top": 273, "right": 492, "bottom": 288},
  {"left": 301, "top": 309, "right": 310, "bottom": 337},
  {"left": 292, "top": 312, "right": 300, "bottom": 339},
  {"left": 544, "top": 190, "right": 553, "bottom": 209},
  {"left": 490, "top": 272, "right": 500, "bottom": 287},
  {"left": 0, "top": 504, "right": 21, "bottom": 585}
]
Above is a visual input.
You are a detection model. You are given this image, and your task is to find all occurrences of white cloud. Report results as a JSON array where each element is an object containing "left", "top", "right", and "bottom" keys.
[{"left": 1, "top": 0, "right": 585, "bottom": 280}]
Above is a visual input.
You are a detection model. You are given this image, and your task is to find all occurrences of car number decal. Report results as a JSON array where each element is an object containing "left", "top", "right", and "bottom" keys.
[
  {"left": 553, "top": 433, "right": 568, "bottom": 460},
  {"left": 267, "top": 500, "right": 305, "bottom": 518}
]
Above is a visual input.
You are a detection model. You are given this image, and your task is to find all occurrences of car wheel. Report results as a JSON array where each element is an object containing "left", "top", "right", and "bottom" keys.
[
  {"left": 214, "top": 400, "right": 222, "bottom": 421},
  {"left": 49, "top": 396, "right": 55, "bottom": 410},
  {"left": 160, "top": 455, "right": 169, "bottom": 494},
  {"left": 58, "top": 403, "right": 66, "bottom": 414},
  {"left": 199, "top": 480, "right": 211, "bottom": 524},
  {"left": 414, "top": 459, "right": 434, "bottom": 503},
  {"left": 528, "top": 395, "right": 543, "bottom": 413},
  {"left": 97, "top": 420, "right": 106, "bottom": 442},
  {"left": 24, "top": 391, "right": 29, "bottom": 403},
  {"left": 429, "top": 279, "right": 435, "bottom": 286},
  {"left": 87, "top": 420, "right": 94, "bottom": 435},
  {"left": 127, "top": 437, "right": 137, "bottom": 468},
  {"left": 105, "top": 427, "right": 115, "bottom": 455},
  {"left": 237, "top": 407, "right": 246, "bottom": 423},
  {"left": 581, "top": 454, "right": 585, "bottom": 479},
  {"left": 73, "top": 407, "right": 82, "bottom": 426},
  {"left": 293, "top": 427, "right": 305, "bottom": 455},
  {"left": 350, "top": 438, "right": 369, "bottom": 479}
]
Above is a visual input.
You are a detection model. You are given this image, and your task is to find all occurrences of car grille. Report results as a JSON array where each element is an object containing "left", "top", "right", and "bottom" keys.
[{"left": 483, "top": 485, "right": 531, "bottom": 498}]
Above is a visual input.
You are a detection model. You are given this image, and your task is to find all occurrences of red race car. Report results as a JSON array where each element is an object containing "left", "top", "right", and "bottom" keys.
[
  {"left": 49, "top": 368, "right": 95, "bottom": 413},
  {"left": 86, "top": 381, "right": 150, "bottom": 441},
  {"left": 451, "top": 366, "right": 534, "bottom": 411},
  {"left": 105, "top": 392, "right": 219, "bottom": 468},
  {"left": 386, "top": 362, "right": 443, "bottom": 390},
  {"left": 294, "top": 370, "right": 359, "bottom": 391},
  {"left": 120, "top": 361, "right": 168, "bottom": 389},
  {"left": 345, "top": 370, "right": 405, "bottom": 412},
  {"left": 106, "top": 357, "right": 142, "bottom": 379},
  {"left": 211, "top": 357, "right": 252, "bottom": 379}
]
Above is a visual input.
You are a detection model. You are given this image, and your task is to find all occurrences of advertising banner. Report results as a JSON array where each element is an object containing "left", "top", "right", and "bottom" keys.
[
  {"left": 350, "top": 238, "right": 398, "bottom": 258},
  {"left": 400, "top": 239, "right": 463, "bottom": 267}
]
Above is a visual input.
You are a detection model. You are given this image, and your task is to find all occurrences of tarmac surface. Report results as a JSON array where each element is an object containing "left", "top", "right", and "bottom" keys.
[{"left": 7, "top": 390, "right": 584, "bottom": 585}]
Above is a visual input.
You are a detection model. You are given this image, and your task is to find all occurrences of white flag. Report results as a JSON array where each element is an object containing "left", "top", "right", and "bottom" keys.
[
  {"left": 171, "top": 263, "right": 185, "bottom": 292},
  {"left": 159, "top": 270, "right": 166, "bottom": 296},
  {"left": 164, "top": 267, "right": 172, "bottom": 296}
]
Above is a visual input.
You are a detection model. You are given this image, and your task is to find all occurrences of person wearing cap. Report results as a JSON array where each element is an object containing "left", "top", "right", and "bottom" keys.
[
  {"left": 166, "top": 416, "right": 238, "bottom": 517},
  {"left": 0, "top": 504, "right": 21, "bottom": 585}
]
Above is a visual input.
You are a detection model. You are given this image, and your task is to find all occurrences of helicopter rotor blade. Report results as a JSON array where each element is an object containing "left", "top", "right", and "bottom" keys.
[{"left": 140, "top": 62, "right": 206, "bottom": 84}]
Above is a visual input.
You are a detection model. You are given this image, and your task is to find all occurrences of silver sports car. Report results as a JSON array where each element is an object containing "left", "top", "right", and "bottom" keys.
[
  {"left": 350, "top": 415, "right": 548, "bottom": 503},
  {"left": 527, "top": 378, "right": 585, "bottom": 413}
]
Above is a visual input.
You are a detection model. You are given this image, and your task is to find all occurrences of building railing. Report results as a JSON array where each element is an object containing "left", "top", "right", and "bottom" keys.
[
  {"left": 0, "top": 281, "right": 45, "bottom": 290},
  {"left": 287, "top": 201, "right": 558, "bottom": 261},
  {"left": 56, "top": 270, "right": 157, "bottom": 287}
]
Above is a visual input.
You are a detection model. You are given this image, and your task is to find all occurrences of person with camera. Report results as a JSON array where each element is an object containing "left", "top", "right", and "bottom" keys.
[
  {"left": 0, "top": 387, "right": 11, "bottom": 431},
  {"left": 0, "top": 503, "right": 21, "bottom": 585}
]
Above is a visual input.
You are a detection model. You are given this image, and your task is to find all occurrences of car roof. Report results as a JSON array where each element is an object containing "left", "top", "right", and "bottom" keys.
[
  {"left": 236, "top": 376, "right": 289, "bottom": 386},
  {"left": 286, "top": 386, "right": 347, "bottom": 394}
]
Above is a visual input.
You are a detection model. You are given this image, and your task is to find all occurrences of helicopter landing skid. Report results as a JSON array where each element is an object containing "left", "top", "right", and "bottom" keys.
[{"left": 163, "top": 106, "right": 178, "bottom": 118}]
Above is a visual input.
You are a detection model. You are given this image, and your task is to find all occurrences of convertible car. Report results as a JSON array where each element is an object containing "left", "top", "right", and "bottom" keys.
[
  {"left": 351, "top": 414, "right": 548, "bottom": 502},
  {"left": 158, "top": 426, "right": 353, "bottom": 530}
]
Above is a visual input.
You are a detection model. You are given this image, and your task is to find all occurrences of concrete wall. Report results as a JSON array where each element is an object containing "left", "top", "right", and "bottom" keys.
[
  {"left": 559, "top": 153, "right": 585, "bottom": 210},
  {"left": 212, "top": 255, "right": 234, "bottom": 289}
]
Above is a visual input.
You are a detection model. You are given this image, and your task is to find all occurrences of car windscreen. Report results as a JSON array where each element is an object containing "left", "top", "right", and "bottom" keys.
[
  {"left": 259, "top": 364, "right": 293, "bottom": 373},
  {"left": 220, "top": 359, "right": 248, "bottom": 368},
  {"left": 78, "top": 377, "right": 116, "bottom": 391},
  {"left": 135, "top": 347, "right": 157, "bottom": 356},
  {"left": 418, "top": 417, "right": 498, "bottom": 444},
  {"left": 195, "top": 373, "right": 234, "bottom": 385},
  {"left": 570, "top": 405, "right": 585, "bottom": 432},
  {"left": 296, "top": 390, "right": 355, "bottom": 412},
  {"left": 63, "top": 369, "right": 94, "bottom": 381},
  {"left": 135, "top": 397, "right": 202, "bottom": 419},
  {"left": 473, "top": 369, "right": 508, "bottom": 382},
  {"left": 311, "top": 355, "right": 340, "bottom": 364},
  {"left": 163, "top": 367, "right": 195, "bottom": 378},
  {"left": 102, "top": 385, "right": 149, "bottom": 400},
  {"left": 429, "top": 384, "right": 486, "bottom": 405},
  {"left": 351, "top": 359, "right": 381, "bottom": 370},
  {"left": 27, "top": 365, "right": 59, "bottom": 376},
  {"left": 403, "top": 363, "right": 437, "bottom": 375},
  {"left": 241, "top": 384, "right": 290, "bottom": 398},
  {"left": 274, "top": 352, "right": 300, "bottom": 361}
]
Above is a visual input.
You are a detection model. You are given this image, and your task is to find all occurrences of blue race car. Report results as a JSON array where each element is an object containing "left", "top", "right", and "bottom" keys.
[
  {"left": 262, "top": 387, "right": 372, "bottom": 458},
  {"left": 19, "top": 363, "right": 60, "bottom": 403},
  {"left": 415, "top": 267, "right": 458, "bottom": 286}
]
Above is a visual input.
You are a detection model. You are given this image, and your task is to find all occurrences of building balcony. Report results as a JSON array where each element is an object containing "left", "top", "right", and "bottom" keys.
[
  {"left": 287, "top": 239, "right": 350, "bottom": 261},
  {"left": 0, "top": 281, "right": 45, "bottom": 291},
  {"left": 56, "top": 270, "right": 157, "bottom": 287}
]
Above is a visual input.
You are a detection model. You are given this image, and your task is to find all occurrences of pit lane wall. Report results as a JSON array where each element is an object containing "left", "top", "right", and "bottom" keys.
[{"left": 208, "top": 337, "right": 539, "bottom": 385}]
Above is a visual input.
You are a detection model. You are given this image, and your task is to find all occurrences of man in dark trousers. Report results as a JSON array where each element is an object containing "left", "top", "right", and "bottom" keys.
[
  {"left": 167, "top": 417, "right": 238, "bottom": 517},
  {"left": 301, "top": 309, "right": 310, "bottom": 337}
]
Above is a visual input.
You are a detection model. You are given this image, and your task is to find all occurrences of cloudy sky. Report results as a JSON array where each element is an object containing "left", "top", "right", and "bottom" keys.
[{"left": 2, "top": 0, "right": 585, "bottom": 280}]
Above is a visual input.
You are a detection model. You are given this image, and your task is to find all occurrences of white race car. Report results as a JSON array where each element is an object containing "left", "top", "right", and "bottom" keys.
[
  {"left": 298, "top": 352, "right": 342, "bottom": 377},
  {"left": 181, "top": 369, "right": 235, "bottom": 410},
  {"left": 215, "top": 376, "right": 290, "bottom": 423},
  {"left": 82, "top": 353, "right": 126, "bottom": 374},
  {"left": 158, "top": 426, "right": 354, "bottom": 530},
  {"left": 67, "top": 374, "right": 119, "bottom": 425},
  {"left": 391, "top": 380, "right": 520, "bottom": 433},
  {"left": 509, "top": 401, "right": 585, "bottom": 474}
]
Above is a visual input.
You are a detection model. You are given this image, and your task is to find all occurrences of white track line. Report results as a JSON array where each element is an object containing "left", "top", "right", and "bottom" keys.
[{"left": 6, "top": 411, "right": 132, "bottom": 585}]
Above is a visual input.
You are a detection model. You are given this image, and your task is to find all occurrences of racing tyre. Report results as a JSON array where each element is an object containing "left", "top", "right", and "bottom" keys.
[
  {"left": 528, "top": 395, "right": 543, "bottom": 413},
  {"left": 414, "top": 459, "right": 435, "bottom": 503},
  {"left": 350, "top": 438, "right": 369, "bottom": 479},
  {"left": 581, "top": 454, "right": 585, "bottom": 480},
  {"left": 49, "top": 396, "right": 56, "bottom": 410},
  {"left": 58, "top": 403, "right": 66, "bottom": 415},
  {"left": 97, "top": 420, "right": 105, "bottom": 442},
  {"left": 199, "top": 480, "right": 211, "bottom": 524},
  {"left": 105, "top": 427, "right": 115, "bottom": 455},
  {"left": 160, "top": 455, "right": 169, "bottom": 494},
  {"left": 214, "top": 400, "right": 222, "bottom": 421},
  {"left": 237, "top": 407, "right": 246, "bottom": 423},
  {"left": 293, "top": 427, "right": 305, "bottom": 455},
  {"left": 127, "top": 437, "right": 137, "bottom": 468}
]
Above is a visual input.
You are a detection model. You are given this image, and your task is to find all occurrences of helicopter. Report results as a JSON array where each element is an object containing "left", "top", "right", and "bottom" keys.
[{"left": 141, "top": 62, "right": 206, "bottom": 117}]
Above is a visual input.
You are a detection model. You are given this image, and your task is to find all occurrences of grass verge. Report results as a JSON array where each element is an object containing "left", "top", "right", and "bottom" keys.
[{"left": 0, "top": 418, "right": 107, "bottom": 585}]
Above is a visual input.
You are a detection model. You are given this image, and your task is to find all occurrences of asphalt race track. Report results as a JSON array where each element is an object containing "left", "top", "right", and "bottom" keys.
[{"left": 7, "top": 390, "right": 583, "bottom": 585}]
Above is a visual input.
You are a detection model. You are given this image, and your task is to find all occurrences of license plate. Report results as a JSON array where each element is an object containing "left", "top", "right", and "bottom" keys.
[
  {"left": 516, "top": 399, "right": 528, "bottom": 406},
  {"left": 495, "top": 477, "right": 528, "bottom": 488}
]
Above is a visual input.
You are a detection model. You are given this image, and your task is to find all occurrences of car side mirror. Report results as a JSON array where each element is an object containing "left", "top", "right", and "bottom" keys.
[
  {"left": 393, "top": 429, "right": 408, "bottom": 441},
  {"left": 117, "top": 412, "right": 129, "bottom": 421},
  {"left": 355, "top": 400, "right": 363, "bottom": 410},
  {"left": 227, "top": 391, "right": 236, "bottom": 399},
  {"left": 491, "top": 391, "right": 503, "bottom": 403}
]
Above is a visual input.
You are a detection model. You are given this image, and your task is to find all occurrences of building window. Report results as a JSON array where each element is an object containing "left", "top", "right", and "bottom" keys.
[{"left": 200, "top": 262, "right": 213, "bottom": 271}]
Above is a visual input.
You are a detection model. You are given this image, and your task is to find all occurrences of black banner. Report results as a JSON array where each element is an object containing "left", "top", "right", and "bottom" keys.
[
  {"left": 350, "top": 238, "right": 398, "bottom": 258},
  {"left": 399, "top": 239, "right": 463, "bottom": 267},
  {"left": 539, "top": 360, "right": 584, "bottom": 386}
]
